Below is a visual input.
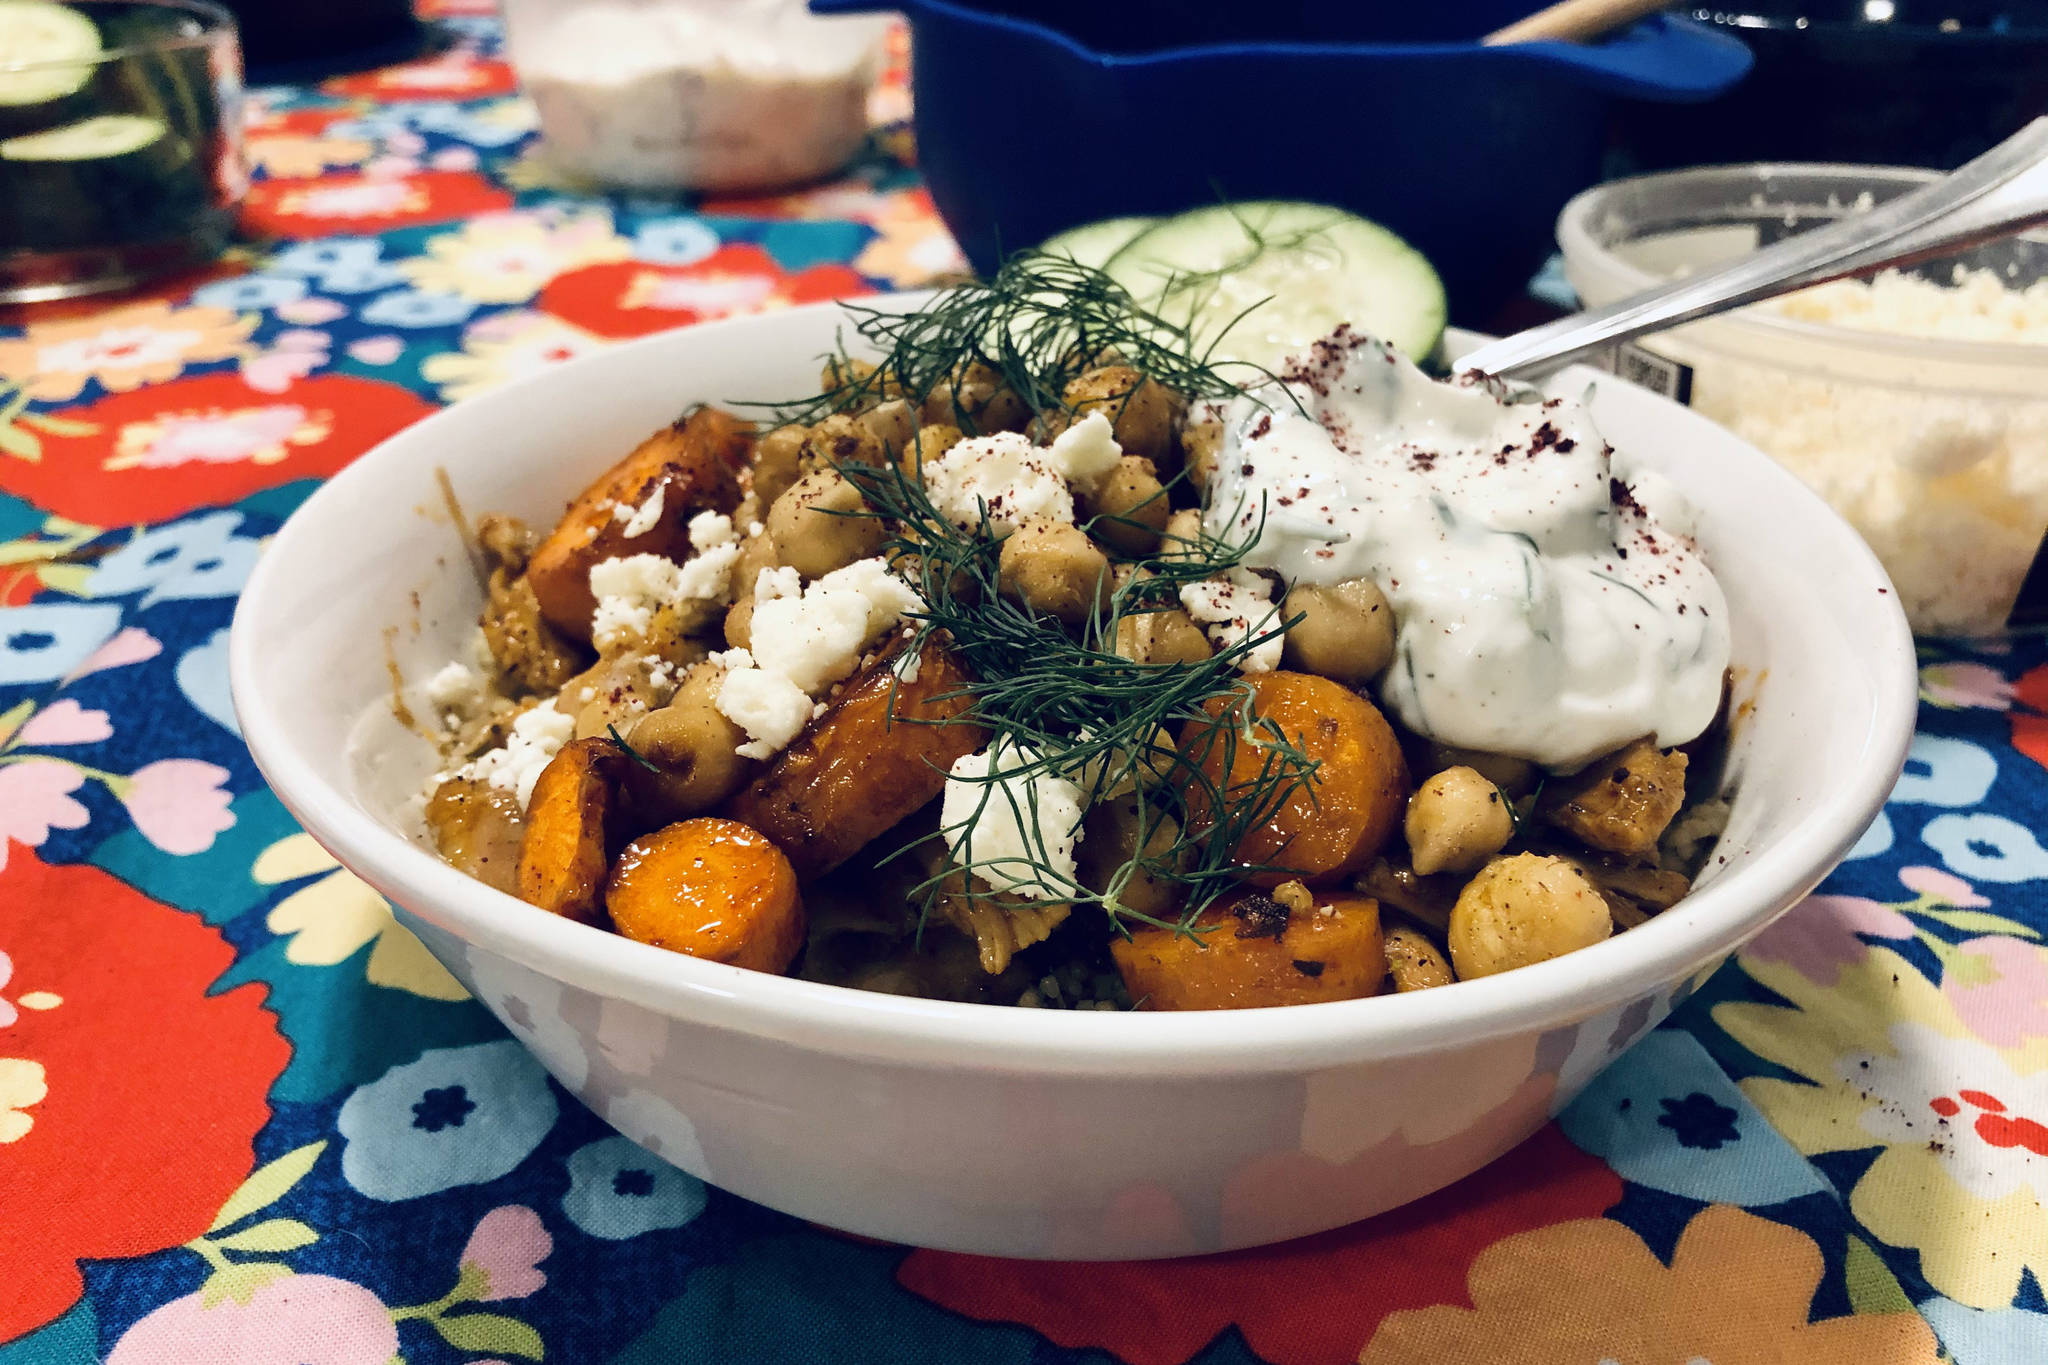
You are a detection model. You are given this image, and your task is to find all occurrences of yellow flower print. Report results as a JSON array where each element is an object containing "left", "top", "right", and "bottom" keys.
[
  {"left": 401, "top": 209, "right": 631, "bottom": 304},
  {"left": 853, "top": 188, "right": 966, "bottom": 288},
  {"left": 0, "top": 1056, "right": 47, "bottom": 1143},
  {"left": 1361, "top": 1204, "right": 1937, "bottom": 1364},
  {"left": 0, "top": 302, "right": 256, "bottom": 402},
  {"left": 254, "top": 834, "right": 467, "bottom": 1001},
  {"left": 246, "top": 132, "right": 373, "bottom": 179},
  {"left": 1718, "top": 945, "right": 2048, "bottom": 1308},
  {"left": 421, "top": 310, "right": 609, "bottom": 403}
]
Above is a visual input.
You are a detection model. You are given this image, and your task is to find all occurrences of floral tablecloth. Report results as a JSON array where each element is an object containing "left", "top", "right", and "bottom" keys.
[{"left": 2, "top": 6, "right": 2046, "bottom": 1362}]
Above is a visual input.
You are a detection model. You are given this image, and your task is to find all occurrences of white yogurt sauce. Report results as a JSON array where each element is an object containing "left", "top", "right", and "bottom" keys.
[{"left": 1204, "top": 326, "right": 1729, "bottom": 772}]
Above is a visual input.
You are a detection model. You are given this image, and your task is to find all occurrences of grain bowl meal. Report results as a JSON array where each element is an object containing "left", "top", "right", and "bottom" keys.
[{"left": 415, "top": 219, "right": 1735, "bottom": 1011}]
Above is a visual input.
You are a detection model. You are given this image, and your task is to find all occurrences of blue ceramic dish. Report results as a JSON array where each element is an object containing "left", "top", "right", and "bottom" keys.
[{"left": 813, "top": 0, "right": 1751, "bottom": 317}]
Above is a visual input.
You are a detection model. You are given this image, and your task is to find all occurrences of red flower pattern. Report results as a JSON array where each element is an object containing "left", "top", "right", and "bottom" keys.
[
  {"left": 537, "top": 245, "right": 870, "bottom": 339},
  {"left": 242, "top": 172, "right": 513, "bottom": 238},
  {"left": 0, "top": 372, "right": 437, "bottom": 523},
  {"left": 0, "top": 852, "right": 289, "bottom": 1339},
  {"left": 896, "top": 1125, "right": 1623, "bottom": 1365}
]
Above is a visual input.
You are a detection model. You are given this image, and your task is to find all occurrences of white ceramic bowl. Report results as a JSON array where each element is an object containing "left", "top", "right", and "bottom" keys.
[{"left": 231, "top": 303, "right": 1916, "bottom": 1260}]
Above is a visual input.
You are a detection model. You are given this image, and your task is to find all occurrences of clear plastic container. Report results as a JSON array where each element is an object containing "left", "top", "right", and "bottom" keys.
[
  {"left": 1558, "top": 164, "right": 2048, "bottom": 637},
  {"left": 500, "top": 0, "right": 889, "bottom": 194}
]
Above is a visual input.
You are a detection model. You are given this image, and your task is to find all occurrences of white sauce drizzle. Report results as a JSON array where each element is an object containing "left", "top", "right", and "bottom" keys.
[{"left": 1204, "top": 327, "right": 1730, "bottom": 772}]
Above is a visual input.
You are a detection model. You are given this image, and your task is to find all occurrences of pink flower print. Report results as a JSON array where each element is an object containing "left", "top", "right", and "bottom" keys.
[
  {"left": 1922, "top": 662, "right": 2016, "bottom": 711},
  {"left": 0, "top": 759, "right": 90, "bottom": 871},
  {"left": 275, "top": 296, "right": 348, "bottom": 326},
  {"left": 1900, "top": 865, "right": 1992, "bottom": 908},
  {"left": 1944, "top": 936, "right": 2048, "bottom": 1048},
  {"left": 1743, "top": 893, "right": 1917, "bottom": 984},
  {"left": 459, "top": 1204, "right": 552, "bottom": 1301},
  {"left": 363, "top": 154, "right": 423, "bottom": 179},
  {"left": 107, "top": 1275, "right": 399, "bottom": 1365},
  {"left": 60, "top": 626, "right": 161, "bottom": 682},
  {"left": 113, "top": 405, "right": 328, "bottom": 469},
  {"left": 118, "top": 759, "right": 234, "bottom": 855},
  {"left": 242, "top": 330, "right": 331, "bottom": 395},
  {"left": 346, "top": 335, "right": 403, "bottom": 366},
  {"left": 14, "top": 699, "right": 112, "bottom": 747},
  {"left": 430, "top": 146, "right": 481, "bottom": 172}
]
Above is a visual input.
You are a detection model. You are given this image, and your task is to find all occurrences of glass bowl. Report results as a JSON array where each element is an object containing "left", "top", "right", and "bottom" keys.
[
  {"left": 0, "top": 0, "right": 243, "bottom": 304},
  {"left": 1559, "top": 162, "right": 2048, "bottom": 636}
]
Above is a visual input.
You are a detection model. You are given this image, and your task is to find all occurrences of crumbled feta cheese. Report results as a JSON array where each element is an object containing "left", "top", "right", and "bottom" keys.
[
  {"left": 687, "top": 509, "right": 736, "bottom": 552},
  {"left": 749, "top": 589, "right": 873, "bottom": 695},
  {"left": 645, "top": 658, "right": 674, "bottom": 692},
  {"left": 717, "top": 666, "right": 813, "bottom": 760},
  {"left": 706, "top": 557, "right": 924, "bottom": 759},
  {"left": 461, "top": 700, "right": 575, "bottom": 809},
  {"left": 589, "top": 553, "right": 683, "bottom": 647},
  {"left": 940, "top": 741, "right": 1086, "bottom": 901},
  {"left": 615, "top": 483, "right": 666, "bottom": 537},
  {"left": 892, "top": 638, "right": 922, "bottom": 684},
  {"left": 754, "top": 564, "right": 802, "bottom": 602},
  {"left": 424, "top": 662, "right": 489, "bottom": 730},
  {"left": 746, "top": 519, "right": 765, "bottom": 538},
  {"left": 815, "top": 555, "right": 926, "bottom": 636},
  {"left": 1181, "top": 567, "right": 1285, "bottom": 672},
  {"left": 1048, "top": 410, "right": 1122, "bottom": 491},
  {"left": 922, "top": 430, "right": 1074, "bottom": 536}
]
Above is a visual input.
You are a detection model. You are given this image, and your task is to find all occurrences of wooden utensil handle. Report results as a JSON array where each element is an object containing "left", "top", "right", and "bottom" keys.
[{"left": 1483, "top": 0, "right": 1671, "bottom": 45}]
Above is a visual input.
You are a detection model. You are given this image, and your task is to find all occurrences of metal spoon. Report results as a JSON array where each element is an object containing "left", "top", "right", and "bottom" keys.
[{"left": 1455, "top": 117, "right": 2048, "bottom": 382}]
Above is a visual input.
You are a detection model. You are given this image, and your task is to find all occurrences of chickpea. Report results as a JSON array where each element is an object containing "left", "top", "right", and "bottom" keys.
[
  {"left": 1063, "top": 365, "right": 1180, "bottom": 467},
  {"left": 1077, "top": 795, "right": 1185, "bottom": 920},
  {"left": 730, "top": 523, "right": 778, "bottom": 598},
  {"left": 768, "top": 468, "right": 886, "bottom": 579},
  {"left": 801, "top": 412, "right": 886, "bottom": 472},
  {"left": 902, "top": 422, "right": 964, "bottom": 480},
  {"left": 1448, "top": 853, "right": 1611, "bottom": 979},
  {"left": 751, "top": 425, "right": 807, "bottom": 508},
  {"left": 1384, "top": 926, "right": 1455, "bottom": 991},
  {"left": 921, "top": 360, "right": 1028, "bottom": 433},
  {"left": 1113, "top": 606, "right": 1213, "bottom": 667},
  {"left": 724, "top": 594, "right": 757, "bottom": 650},
  {"left": 820, "top": 355, "right": 897, "bottom": 410},
  {"left": 998, "top": 517, "right": 1110, "bottom": 624},
  {"left": 1160, "top": 508, "right": 1206, "bottom": 564},
  {"left": 1282, "top": 579, "right": 1395, "bottom": 685},
  {"left": 1083, "top": 455, "right": 1171, "bottom": 557},
  {"left": 625, "top": 663, "right": 753, "bottom": 818},
  {"left": 1405, "top": 766, "right": 1514, "bottom": 876},
  {"left": 564, "top": 654, "right": 674, "bottom": 741},
  {"left": 859, "top": 398, "right": 919, "bottom": 465},
  {"left": 1182, "top": 417, "right": 1223, "bottom": 491},
  {"left": 1425, "top": 742, "right": 1538, "bottom": 798}
]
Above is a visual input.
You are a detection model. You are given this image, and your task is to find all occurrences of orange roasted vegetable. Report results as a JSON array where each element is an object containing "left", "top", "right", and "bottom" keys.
[
  {"left": 605, "top": 818, "right": 805, "bottom": 973},
  {"left": 1179, "top": 671, "right": 1409, "bottom": 886},
  {"left": 1112, "top": 886, "right": 1388, "bottom": 1010},
  {"left": 515, "top": 737, "right": 631, "bottom": 923},
  {"left": 723, "top": 637, "right": 988, "bottom": 880},
  {"left": 525, "top": 407, "right": 752, "bottom": 640}
]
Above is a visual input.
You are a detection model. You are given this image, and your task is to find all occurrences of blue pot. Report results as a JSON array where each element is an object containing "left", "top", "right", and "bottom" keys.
[{"left": 813, "top": 0, "right": 1752, "bottom": 318}]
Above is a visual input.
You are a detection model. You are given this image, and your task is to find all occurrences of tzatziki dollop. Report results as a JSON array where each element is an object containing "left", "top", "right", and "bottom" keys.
[{"left": 1203, "top": 326, "right": 1730, "bottom": 772}]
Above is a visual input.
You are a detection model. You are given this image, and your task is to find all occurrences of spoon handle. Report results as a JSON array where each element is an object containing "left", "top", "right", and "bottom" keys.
[
  {"left": 1455, "top": 117, "right": 2048, "bottom": 382},
  {"left": 1483, "top": 0, "right": 1670, "bottom": 46}
]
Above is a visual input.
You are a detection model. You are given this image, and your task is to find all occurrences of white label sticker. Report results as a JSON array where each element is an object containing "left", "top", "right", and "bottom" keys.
[{"left": 1601, "top": 343, "right": 1694, "bottom": 405}]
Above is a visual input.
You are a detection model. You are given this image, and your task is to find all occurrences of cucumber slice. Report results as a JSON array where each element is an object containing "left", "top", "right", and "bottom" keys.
[
  {"left": 0, "top": 2, "right": 101, "bottom": 109},
  {"left": 1040, "top": 215, "right": 1156, "bottom": 270},
  {"left": 2, "top": 109, "right": 162, "bottom": 159},
  {"left": 0, "top": 112, "right": 202, "bottom": 251},
  {"left": 1103, "top": 202, "right": 1448, "bottom": 369}
]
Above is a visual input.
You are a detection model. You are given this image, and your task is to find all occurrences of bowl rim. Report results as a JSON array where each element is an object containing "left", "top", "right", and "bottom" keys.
[
  {"left": 230, "top": 298, "right": 1918, "bottom": 1077},
  {"left": 1557, "top": 161, "right": 2048, "bottom": 374}
]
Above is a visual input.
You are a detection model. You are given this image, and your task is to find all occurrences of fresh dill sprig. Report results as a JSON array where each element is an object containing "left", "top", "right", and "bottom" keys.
[
  {"left": 764, "top": 250, "right": 1280, "bottom": 432},
  {"left": 838, "top": 448, "right": 1318, "bottom": 937}
]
